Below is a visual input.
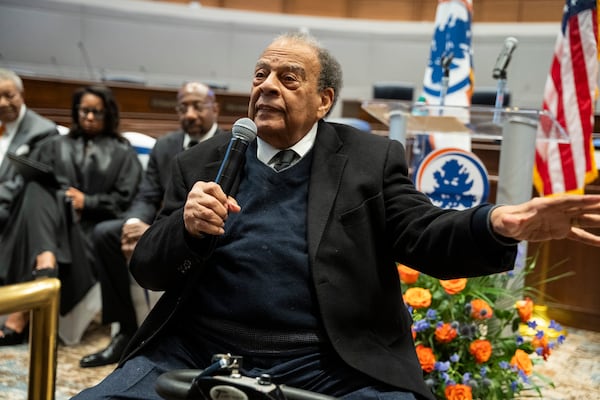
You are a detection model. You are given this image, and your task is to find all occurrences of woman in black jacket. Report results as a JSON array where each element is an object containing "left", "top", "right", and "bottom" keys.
[{"left": 0, "top": 85, "right": 142, "bottom": 345}]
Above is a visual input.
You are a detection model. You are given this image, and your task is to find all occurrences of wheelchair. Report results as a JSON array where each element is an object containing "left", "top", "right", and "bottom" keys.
[{"left": 155, "top": 353, "right": 338, "bottom": 400}]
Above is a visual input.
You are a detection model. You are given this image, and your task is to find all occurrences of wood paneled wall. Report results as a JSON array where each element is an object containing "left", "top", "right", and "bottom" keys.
[{"left": 153, "top": 0, "right": 565, "bottom": 22}]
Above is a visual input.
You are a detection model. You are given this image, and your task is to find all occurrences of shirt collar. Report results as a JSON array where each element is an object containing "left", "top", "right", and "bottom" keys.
[
  {"left": 256, "top": 121, "right": 318, "bottom": 165},
  {"left": 184, "top": 122, "right": 218, "bottom": 149}
]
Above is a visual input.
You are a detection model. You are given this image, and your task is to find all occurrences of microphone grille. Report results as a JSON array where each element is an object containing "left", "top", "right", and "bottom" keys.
[
  {"left": 505, "top": 36, "right": 518, "bottom": 47},
  {"left": 232, "top": 117, "right": 258, "bottom": 142}
]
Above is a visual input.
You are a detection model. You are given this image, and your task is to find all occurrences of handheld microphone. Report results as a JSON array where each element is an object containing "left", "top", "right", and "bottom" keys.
[
  {"left": 492, "top": 37, "right": 518, "bottom": 79},
  {"left": 215, "top": 117, "right": 257, "bottom": 196}
]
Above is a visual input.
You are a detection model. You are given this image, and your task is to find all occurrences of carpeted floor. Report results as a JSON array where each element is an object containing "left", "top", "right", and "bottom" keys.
[{"left": 0, "top": 320, "right": 599, "bottom": 399}]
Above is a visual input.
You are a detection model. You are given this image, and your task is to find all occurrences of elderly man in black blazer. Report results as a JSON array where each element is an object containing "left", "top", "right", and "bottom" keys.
[
  {"left": 79, "top": 82, "right": 225, "bottom": 368},
  {"left": 0, "top": 68, "right": 58, "bottom": 231},
  {"left": 75, "top": 33, "right": 600, "bottom": 400}
]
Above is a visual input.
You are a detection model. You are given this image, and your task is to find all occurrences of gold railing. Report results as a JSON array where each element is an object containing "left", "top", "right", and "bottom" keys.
[{"left": 0, "top": 278, "right": 61, "bottom": 400}]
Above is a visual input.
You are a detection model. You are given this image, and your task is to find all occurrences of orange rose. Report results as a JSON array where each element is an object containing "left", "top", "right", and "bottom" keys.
[
  {"left": 415, "top": 344, "right": 436, "bottom": 373},
  {"left": 435, "top": 322, "right": 457, "bottom": 343},
  {"left": 470, "top": 298, "right": 493, "bottom": 319},
  {"left": 532, "top": 333, "right": 551, "bottom": 360},
  {"left": 469, "top": 339, "right": 492, "bottom": 363},
  {"left": 397, "top": 264, "right": 420, "bottom": 284},
  {"left": 404, "top": 287, "right": 432, "bottom": 309},
  {"left": 515, "top": 297, "right": 534, "bottom": 322},
  {"left": 511, "top": 349, "right": 533, "bottom": 375},
  {"left": 411, "top": 325, "right": 416, "bottom": 341},
  {"left": 444, "top": 384, "right": 473, "bottom": 400},
  {"left": 439, "top": 278, "right": 467, "bottom": 295}
]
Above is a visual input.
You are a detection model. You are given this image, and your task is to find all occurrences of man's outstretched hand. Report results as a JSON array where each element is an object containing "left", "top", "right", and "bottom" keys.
[{"left": 490, "top": 194, "right": 600, "bottom": 246}]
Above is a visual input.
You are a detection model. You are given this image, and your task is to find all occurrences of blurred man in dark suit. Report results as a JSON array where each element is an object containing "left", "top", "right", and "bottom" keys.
[
  {"left": 79, "top": 81, "right": 225, "bottom": 368},
  {"left": 0, "top": 68, "right": 58, "bottom": 231}
]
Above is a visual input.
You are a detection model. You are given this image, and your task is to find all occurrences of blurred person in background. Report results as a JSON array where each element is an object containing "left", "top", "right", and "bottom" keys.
[
  {"left": 79, "top": 81, "right": 225, "bottom": 368},
  {"left": 0, "top": 68, "right": 58, "bottom": 232},
  {"left": 0, "top": 85, "right": 142, "bottom": 346}
]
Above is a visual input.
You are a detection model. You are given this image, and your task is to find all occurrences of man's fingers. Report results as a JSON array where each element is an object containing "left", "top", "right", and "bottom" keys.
[{"left": 568, "top": 227, "right": 600, "bottom": 247}]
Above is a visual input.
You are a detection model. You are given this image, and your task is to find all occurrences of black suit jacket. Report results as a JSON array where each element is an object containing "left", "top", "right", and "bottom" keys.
[
  {"left": 126, "top": 120, "right": 517, "bottom": 399},
  {"left": 0, "top": 108, "right": 58, "bottom": 226}
]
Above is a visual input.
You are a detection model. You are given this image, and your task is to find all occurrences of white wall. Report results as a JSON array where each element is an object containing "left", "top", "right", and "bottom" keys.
[{"left": 0, "top": 0, "right": 563, "bottom": 116}]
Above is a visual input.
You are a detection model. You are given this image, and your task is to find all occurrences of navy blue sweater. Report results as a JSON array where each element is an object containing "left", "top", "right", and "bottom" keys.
[{"left": 189, "top": 145, "right": 322, "bottom": 341}]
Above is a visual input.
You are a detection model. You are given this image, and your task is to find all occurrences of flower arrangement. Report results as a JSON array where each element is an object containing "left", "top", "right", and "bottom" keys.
[{"left": 399, "top": 255, "right": 567, "bottom": 400}]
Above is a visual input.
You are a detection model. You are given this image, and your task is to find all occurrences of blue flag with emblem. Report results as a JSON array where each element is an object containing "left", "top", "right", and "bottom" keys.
[{"left": 422, "top": 0, "right": 474, "bottom": 107}]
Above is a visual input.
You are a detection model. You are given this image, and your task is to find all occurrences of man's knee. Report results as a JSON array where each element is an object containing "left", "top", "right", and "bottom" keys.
[{"left": 92, "top": 219, "right": 124, "bottom": 249}]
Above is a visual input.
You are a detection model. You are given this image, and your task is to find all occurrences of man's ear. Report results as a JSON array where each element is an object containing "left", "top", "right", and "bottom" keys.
[{"left": 317, "top": 87, "right": 335, "bottom": 118}]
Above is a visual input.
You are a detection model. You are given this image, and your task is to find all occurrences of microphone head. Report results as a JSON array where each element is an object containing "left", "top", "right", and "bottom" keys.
[
  {"left": 505, "top": 36, "right": 518, "bottom": 49},
  {"left": 232, "top": 117, "right": 258, "bottom": 142}
]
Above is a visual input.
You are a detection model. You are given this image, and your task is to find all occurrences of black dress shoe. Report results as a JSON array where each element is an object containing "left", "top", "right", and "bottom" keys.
[
  {"left": 0, "top": 323, "right": 29, "bottom": 346},
  {"left": 32, "top": 266, "right": 58, "bottom": 279},
  {"left": 79, "top": 332, "right": 132, "bottom": 368}
]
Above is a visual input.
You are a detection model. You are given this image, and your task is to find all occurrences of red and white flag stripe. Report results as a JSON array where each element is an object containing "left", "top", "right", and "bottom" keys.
[{"left": 534, "top": 0, "right": 598, "bottom": 195}]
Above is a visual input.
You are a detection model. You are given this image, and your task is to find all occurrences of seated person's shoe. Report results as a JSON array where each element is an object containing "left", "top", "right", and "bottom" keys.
[
  {"left": 0, "top": 323, "right": 29, "bottom": 346},
  {"left": 79, "top": 332, "right": 132, "bottom": 368},
  {"left": 32, "top": 266, "right": 58, "bottom": 279}
]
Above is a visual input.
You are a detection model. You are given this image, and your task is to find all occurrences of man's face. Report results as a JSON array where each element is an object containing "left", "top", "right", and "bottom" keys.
[
  {"left": 248, "top": 39, "right": 333, "bottom": 148},
  {"left": 0, "top": 80, "right": 24, "bottom": 124},
  {"left": 176, "top": 88, "right": 219, "bottom": 138}
]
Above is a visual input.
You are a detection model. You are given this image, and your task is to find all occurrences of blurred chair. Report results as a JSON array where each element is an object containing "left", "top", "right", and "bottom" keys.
[
  {"left": 56, "top": 125, "right": 69, "bottom": 135},
  {"left": 372, "top": 81, "right": 415, "bottom": 101},
  {"left": 58, "top": 282, "right": 101, "bottom": 345},
  {"left": 122, "top": 131, "right": 156, "bottom": 170},
  {"left": 0, "top": 278, "right": 61, "bottom": 400},
  {"left": 326, "top": 117, "right": 371, "bottom": 132},
  {"left": 471, "top": 87, "right": 511, "bottom": 107}
]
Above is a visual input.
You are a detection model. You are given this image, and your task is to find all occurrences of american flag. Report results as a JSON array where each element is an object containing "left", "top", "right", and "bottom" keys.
[
  {"left": 422, "top": 0, "right": 474, "bottom": 107},
  {"left": 533, "top": 0, "right": 598, "bottom": 195}
]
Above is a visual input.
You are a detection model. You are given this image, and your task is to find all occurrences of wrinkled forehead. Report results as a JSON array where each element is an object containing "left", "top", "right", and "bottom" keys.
[
  {"left": 0, "top": 79, "right": 20, "bottom": 92},
  {"left": 257, "top": 40, "right": 320, "bottom": 75},
  {"left": 177, "top": 82, "right": 213, "bottom": 102}
]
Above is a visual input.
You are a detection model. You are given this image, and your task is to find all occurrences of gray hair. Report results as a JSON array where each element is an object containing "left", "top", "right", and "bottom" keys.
[
  {"left": 272, "top": 32, "right": 343, "bottom": 116},
  {"left": 0, "top": 68, "right": 24, "bottom": 92}
]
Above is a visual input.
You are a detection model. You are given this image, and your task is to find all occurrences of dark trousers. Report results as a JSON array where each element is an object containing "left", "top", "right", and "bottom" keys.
[
  {"left": 0, "top": 182, "right": 95, "bottom": 314},
  {"left": 73, "top": 333, "right": 418, "bottom": 400},
  {"left": 92, "top": 219, "right": 138, "bottom": 334}
]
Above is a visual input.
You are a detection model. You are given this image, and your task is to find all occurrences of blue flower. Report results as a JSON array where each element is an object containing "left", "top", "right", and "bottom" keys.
[
  {"left": 518, "top": 369, "right": 529, "bottom": 383},
  {"left": 414, "top": 319, "right": 430, "bottom": 332},
  {"left": 499, "top": 361, "right": 510, "bottom": 370},
  {"left": 527, "top": 320, "right": 538, "bottom": 330},
  {"left": 549, "top": 320, "right": 563, "bottom": 331},
  {"left": 435, "top": 361, "right": 450, "bottom": 372},
  {"left": 426, "top": 309, "right": 438, "bottom": 320},
  {"left": 536, "top": 347, "right": 544, "bottom": 356},
  {"left": 441, "top": 372, "right": 450, "bottom": 383},
  {"left": 462, "top": 372, "right": 471, "bottom": 383},
  {"left": 480, "top": 366, "right": 488, "bottom": 377},
  {"left": 535, "top": 330, "right": 545, "bottom": 339},
  {"left": 450, "top": 353, "right": 460, "bottom": 363},
  {"left": 516, "top": 335, "right": 524, "bottom": 345}
]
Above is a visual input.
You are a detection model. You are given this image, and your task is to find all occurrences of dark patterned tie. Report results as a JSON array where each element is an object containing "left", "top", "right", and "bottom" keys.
[
  {"left": 187, "top": 139, "right": 198, "bottom": 149},
  {"left": 271, "top": 149, "right": 297, "bottom": 171}
]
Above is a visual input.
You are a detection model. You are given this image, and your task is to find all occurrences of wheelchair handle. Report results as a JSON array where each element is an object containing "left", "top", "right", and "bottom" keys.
[{"left": 155, "top": 369, "right": 338, "bottom": 400}]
